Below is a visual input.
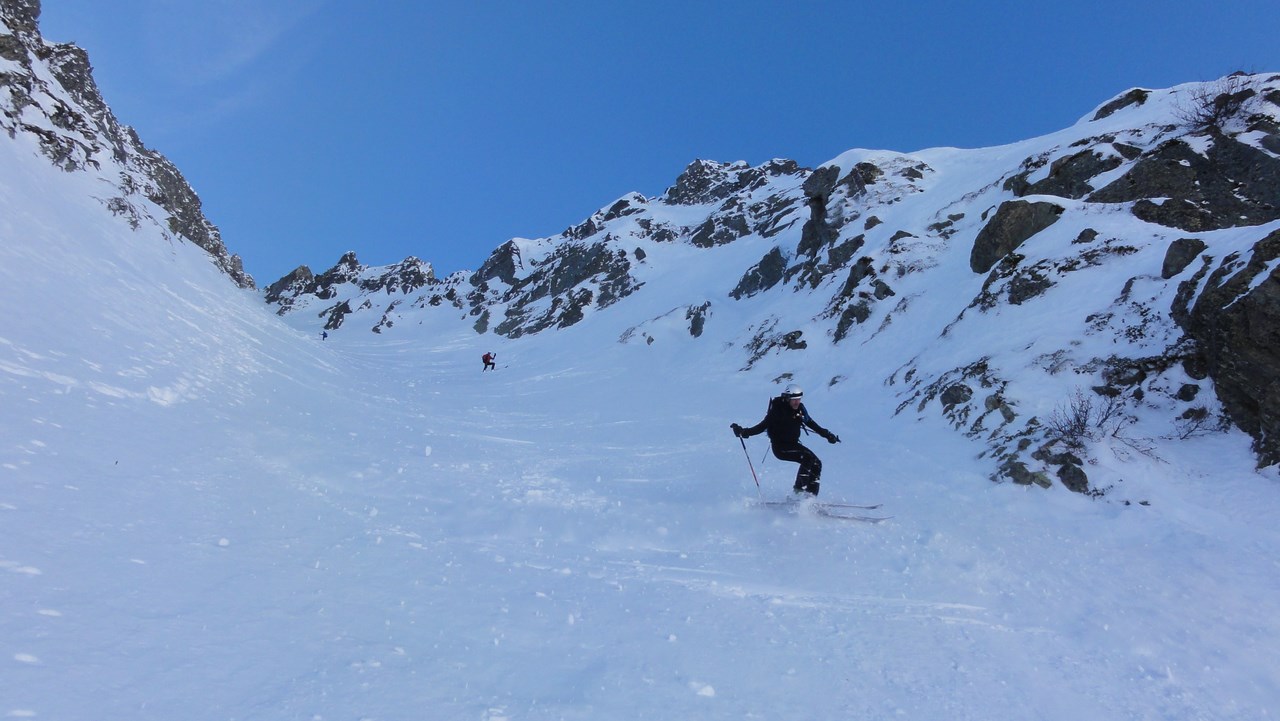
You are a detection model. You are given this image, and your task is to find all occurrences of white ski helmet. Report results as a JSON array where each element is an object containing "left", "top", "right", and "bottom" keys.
[{"left": 782, "top": 384, "right": 803, "bottom": 400}]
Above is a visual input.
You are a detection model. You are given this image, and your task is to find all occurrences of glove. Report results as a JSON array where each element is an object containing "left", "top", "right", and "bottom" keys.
[
  {"left": 825, "top": 431, "right": 841, "bottom": 444},
  {"left": 731, "top": 423, "right": 744, "bottom": 438}
]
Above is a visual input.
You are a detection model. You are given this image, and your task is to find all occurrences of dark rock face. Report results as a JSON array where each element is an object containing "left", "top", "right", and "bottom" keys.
[
  {"left": 970, "top": 201, "right": 1065, "bottom": 273},
  {"left": 358, "top": 257, "right": 434, "bottom": 295},
  {"left": 1015, "top": 149, "right": 1124, "bottom": 199},
  {"left": 263, "top": 266, "right": 316, "bottom": 311},
  {"left": 1162, "top": 238, "right": 1208, "bottom": 279},
  {"left": 940, "top": 383, "right": 973, "bottom": 408},
  {"left": 797, "top": 165, "right": 840, "bottom": 257},
  {"left": 664, "top": 158, "right": 802, "bottom": 206},
  {"left": 731, "top": 247, "right": 788, "bottom": 300},
  {"left": 312, "top": 252, "right": 363, "bottom": 298},
  {"left": 1092, "top": 88, "right": 1150, "bottom": 121},
  {"left": 1005, "top": 260, "right": 1054, "bottom": 306},
  {"left": 322, "top": 300, "right": 354, "bottom": 330},
  {"left": 491, "top": 241, "right": 641, "bottom": 338},
  {"left": 0, "top": 0, "right": 39, "bottom": 36},
  {"left": 828, "top": 255, "right": 878, "bottom": 343},
  {"left": 690, "top": 213, "right": 751, "bottom": 248},
  {"left": 1173, "top": 229, "right": 1280, "bottom": 466},
  {"left": 686, "top": 302, "right": 711, "bottom": 338},
  {"left": 664, "top": 159, "right": 738, "bottom": 205},
  {"left": 1089, "top": 135, "right": 1280, "bottom": 231},
  {"left": 474, "top": 241, "right": 523, "bottom": 285},
  {"left": 742, "top": 323, "right": 808, "bottom": 369}
]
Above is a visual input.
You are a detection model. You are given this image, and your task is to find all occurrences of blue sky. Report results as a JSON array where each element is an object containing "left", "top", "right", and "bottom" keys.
[{"left": 38, "top": 0, "right": 1280, "bottom": 286}]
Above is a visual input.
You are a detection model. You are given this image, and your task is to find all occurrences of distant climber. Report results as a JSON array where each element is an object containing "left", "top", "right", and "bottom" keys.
[
  {"left": 321, "top": 331, "right": 328, "bottom": 340},
  {"left": 731, "top": 384, "right": 840, "bottom": 496},
  {"left": 482, "top": 352, "right": 497, "bottom": 371}
]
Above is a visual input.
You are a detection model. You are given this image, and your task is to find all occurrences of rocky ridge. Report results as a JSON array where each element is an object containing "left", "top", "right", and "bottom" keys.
[{"left": 0, "top": 0, "right": 252, "bottom": 288}]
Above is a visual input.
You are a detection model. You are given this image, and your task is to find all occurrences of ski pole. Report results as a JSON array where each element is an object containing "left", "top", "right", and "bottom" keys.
[{"left": 738, "top": 435, "right": 762, "bottom": 497}]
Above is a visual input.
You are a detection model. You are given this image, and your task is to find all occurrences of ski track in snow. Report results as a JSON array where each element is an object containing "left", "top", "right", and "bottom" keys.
[{"left": 8, "top": 322, "right": 1277, "bottom": 720}]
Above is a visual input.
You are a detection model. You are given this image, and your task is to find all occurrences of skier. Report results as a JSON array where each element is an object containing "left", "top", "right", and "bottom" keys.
[
  {"left": 321, "top": 331, "right": 328, "bottom": 341},
  {"left": 731, "top": 384, "right": 840, "bottom": 496},
  {"left": 482, "top": 351, "right": 497, "bottom": 371}
]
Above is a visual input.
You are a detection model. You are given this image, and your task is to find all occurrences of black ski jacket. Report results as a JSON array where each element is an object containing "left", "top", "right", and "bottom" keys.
[{"left": 741, "top": 396, "right": 832, "bottom": 446}]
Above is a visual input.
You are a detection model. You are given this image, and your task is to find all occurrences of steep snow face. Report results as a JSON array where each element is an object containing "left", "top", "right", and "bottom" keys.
[
  {"left": 4, "top": 92, "right": 1280, "bottom": 721},
  {"left": 269, "top": 75, "right": 1280, "bottom": 491}
]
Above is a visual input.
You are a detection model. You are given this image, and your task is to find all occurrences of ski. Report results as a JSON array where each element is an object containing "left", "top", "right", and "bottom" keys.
[
  {"left": 755, "top": 499, "right": 882, "bottom": 511},
  {"left": 812, "top": 508, "right": 893, "bottom": 523},
  {"left": 811, "top": 500, "right": 882, "bottom": 510},
  {"left": 752, "top": 499, "right": 892, "bottom": 523}
]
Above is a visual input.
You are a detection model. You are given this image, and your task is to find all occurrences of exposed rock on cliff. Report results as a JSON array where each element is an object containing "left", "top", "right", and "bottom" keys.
[{"left": 0, "top": 0, "right": 252, "bottom": 287}]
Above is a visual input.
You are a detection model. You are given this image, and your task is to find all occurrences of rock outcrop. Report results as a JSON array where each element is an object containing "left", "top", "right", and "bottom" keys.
[
  {"left": 970, "top": 201, "right": 1066, "bottom": 274},
  {"left": 0, "top": 0, "right": 252, "bottom": 288},
  {"left": 1173, "top": 229, "right": 1280, "bottom": 466}
]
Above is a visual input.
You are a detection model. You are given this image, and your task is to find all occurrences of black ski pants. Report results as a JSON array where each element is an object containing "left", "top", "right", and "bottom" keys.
[{"left": 772, "top": 441, "right": 821, "bottom": 496}]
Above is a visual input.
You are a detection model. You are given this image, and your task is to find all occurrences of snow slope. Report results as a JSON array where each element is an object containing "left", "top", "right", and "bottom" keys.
[{"left": 4, "top": 101, "right": 1280, "bottom": 721}]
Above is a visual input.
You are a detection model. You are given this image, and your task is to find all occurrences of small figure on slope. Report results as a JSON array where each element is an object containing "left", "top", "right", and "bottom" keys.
[
  {"left": 731, "top": 384, "right": 840, "bottom": 496},
  {"left": 482, "top": 351, "right": 497, "bottom": 371}
]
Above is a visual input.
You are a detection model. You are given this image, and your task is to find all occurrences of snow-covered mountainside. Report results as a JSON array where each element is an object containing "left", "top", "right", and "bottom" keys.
[
  {"left": 0, "top": 0, "right": 252, "bottom": 288},
  {"left": 269, "top": 73, "right": 1280, "bottom": 493},
  {"left": 5, "top": 5, "right": 1280, "bottom": 720}
]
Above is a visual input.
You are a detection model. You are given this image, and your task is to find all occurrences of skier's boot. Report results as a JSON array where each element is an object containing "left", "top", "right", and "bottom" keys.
[{"left": 793, "top": 471, "right": 819, "bottom": 497}]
